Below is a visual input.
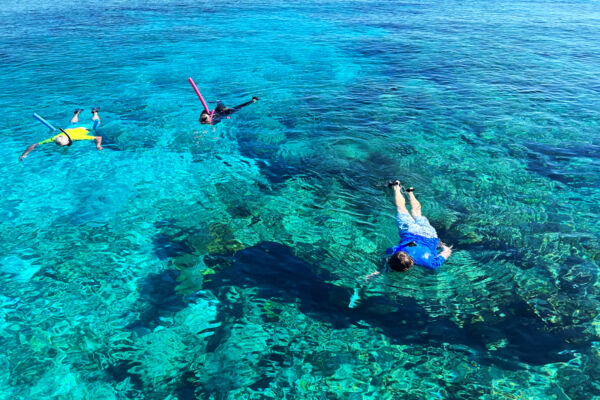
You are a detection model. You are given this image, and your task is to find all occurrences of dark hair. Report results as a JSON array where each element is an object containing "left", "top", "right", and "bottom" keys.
[
  {"left": 200, "top": 110, "right": 209, "bottom": 121},
  {"left": 388, "top": 251, "right": 414, "bottom": 272}
]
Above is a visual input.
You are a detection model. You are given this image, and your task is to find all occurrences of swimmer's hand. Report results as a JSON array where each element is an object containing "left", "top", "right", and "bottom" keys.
[
  {"left": 439, "top": 243, "right": 453, "bottom": 259},
  {"left": 365, "top": 271, "right": 381, "bottom": 282},
  {"left": 19, "top": 143, "right": 38, "bottom": 161},
  {"left": 252, "top": 96, "right": 259, "bottom": 102}
]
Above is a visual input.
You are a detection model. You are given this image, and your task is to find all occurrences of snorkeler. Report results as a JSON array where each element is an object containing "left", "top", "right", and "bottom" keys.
[
  {"left": 366, "top": 181, "right": 453, "bottom": 280},
  {"left": 199, "top": 97, "right": 259, "bottom": 125},
  {"left": 19, "top": 108, "right": 103, "bottom": 161}
]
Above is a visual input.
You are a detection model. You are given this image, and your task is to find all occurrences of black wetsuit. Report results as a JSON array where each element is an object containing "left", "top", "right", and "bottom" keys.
[{"left": 204, "top": 99, "right": 256, "bottom": 125}]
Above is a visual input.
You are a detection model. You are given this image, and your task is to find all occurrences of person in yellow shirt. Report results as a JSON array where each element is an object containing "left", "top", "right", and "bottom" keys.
[{"left": 20, "top": 108, "right": 103, "bottom": 161}]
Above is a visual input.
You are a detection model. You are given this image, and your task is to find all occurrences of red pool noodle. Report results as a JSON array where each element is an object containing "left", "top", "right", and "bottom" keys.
[{"left": 188, "top": 77, "right": 210, "bottom": 114}]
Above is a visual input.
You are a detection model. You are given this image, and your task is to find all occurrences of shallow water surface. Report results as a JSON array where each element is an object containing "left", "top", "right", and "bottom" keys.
[{"left": 0, "top": 0, "right": 599, "bottom": 398}]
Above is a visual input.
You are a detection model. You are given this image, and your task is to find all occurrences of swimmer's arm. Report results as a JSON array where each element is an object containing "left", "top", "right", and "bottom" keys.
[
  {"left": 232, "top": 97, "right": 259, "bottom": 111},
  {"left": 19, "top": 143, "right": 39, "bottom": 161},
  {"left": 439, "top": 244, "right": 452, "bottom": 260},
  {"left": 94, "top": 136, "right": 103, "bottom": 151},
  {"left": 424, "top": 245, "right": 452, "bottom": 270},
  {"left": 352, "top": 271, "right": 379, "bottom": 308},
  {"left": 365, "top": 270, "right": 381, "bottom": 282}
]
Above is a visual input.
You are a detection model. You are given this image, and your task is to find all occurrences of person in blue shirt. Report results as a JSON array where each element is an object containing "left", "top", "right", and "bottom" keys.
[{"left": 366, "top": 180, "right": 452, "bottom": 281}]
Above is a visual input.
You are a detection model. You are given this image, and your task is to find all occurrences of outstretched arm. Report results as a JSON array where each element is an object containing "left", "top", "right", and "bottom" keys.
[
  {"left": 365, "top": 270, "right": 381, "bottom": 282},
  {"left": 353, "top": 262, "right": 386, "bottom": 307},
  {"left": 423, "top": 244, "right": 453, "bottom": 270},
  {"left": 94, "top": 136, "right": 103, "bottom": 151},
  {"left": 20, "top": 143, "right": 39, "bottom": 161},
  {"left": 351, "top": 271, "right": 379, "bottom": 308},
  {"left": 232, "top": 96, "right": 259, "bottom": 112}
]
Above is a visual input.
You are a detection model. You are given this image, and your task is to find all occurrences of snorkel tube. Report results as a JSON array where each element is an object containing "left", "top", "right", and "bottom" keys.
[
  {"left": 188, "top": 77, "right": 214, "bottom": 123},
  {"left": 32, "top": 113, "right": 58, "bottom": 131}
]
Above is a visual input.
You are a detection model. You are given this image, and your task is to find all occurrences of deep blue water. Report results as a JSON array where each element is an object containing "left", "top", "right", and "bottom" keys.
[{"left": 1, "top": 0, "right": 599, "bottom": 398}]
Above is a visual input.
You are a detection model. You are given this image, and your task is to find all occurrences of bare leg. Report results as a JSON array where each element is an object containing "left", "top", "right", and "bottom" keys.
[
  {"left": 92, "top": 107, "right": 101, "bottom": 123},
  {"left": 393, "top": 183, "right": 409, "bottom": 214},
  {"left": 407, "top": 189, "right": 422, "bottom": 218},
  {"left": 70, "top": 109, "right": 82, "bottom": 123}
]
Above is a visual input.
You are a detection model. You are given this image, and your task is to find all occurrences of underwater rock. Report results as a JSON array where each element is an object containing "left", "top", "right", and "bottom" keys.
[
  {"left": 522, "top": 141, "right": 600, "bottom": 189},
  {"left": 110, "top": 296, "right": 219, "bottom": 397},
  {"left": 152, "top": 222, "right": 210, "bottom": 261},
  {"left": 206, "top": 222, "right": 245, "bottom": 255},
  {"left": 193, "top": 323, "right": 272, "bottom": 397},
  {"left": 203, "top": 241, "right": 595, "bottom": 367},
  {"left": 127, "top": 269, "right": 186, "bottom": 332},
  {"left": 206, "top": 239, "right": 244, "bottom": 255},
  {"left": 152, "top": 233, "right": 195, "bottom": 260}
]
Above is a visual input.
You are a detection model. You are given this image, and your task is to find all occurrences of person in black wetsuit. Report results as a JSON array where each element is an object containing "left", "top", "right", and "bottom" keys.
[{"left": 200, "top": 96, "right": 259, "bottom": 125}]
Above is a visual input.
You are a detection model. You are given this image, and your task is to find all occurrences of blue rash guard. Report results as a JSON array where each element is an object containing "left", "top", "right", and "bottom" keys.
[{"left": 386, "top": 233, "right": 447, "bottom": 270}]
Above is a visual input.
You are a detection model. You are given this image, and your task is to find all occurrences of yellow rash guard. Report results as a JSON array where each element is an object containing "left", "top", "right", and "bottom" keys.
[{"left": 38, "top": 127, "right": 96, "bottom": 145}]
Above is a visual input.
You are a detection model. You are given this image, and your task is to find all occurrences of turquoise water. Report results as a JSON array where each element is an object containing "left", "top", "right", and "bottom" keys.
[{"left": 1, "top": 0, "right": 600, "bottom": 398}]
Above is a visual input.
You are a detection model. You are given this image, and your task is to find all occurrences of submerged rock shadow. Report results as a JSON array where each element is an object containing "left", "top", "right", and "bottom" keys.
[
  {"left": 126, "top": 269, "right": 186, "bottom": 333},
  {"left": 204, "top": 241, "right": 590, "bottom": 366},
  {"left": 517, "top": 141, "right": 600, "bottom": 189}
]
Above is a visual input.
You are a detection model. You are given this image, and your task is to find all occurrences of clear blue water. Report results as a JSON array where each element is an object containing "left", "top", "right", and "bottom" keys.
[{"left": 1, "top": 0, "right": 599, "bottom": 398}]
